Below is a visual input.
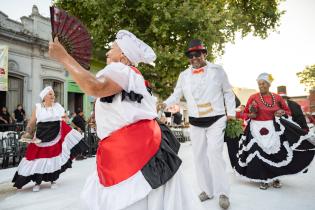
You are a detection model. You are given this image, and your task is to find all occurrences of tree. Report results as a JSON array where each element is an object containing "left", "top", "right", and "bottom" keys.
[
  {"left": 55, "top": 0, "right": 284, "bottom": 99},
  {"left": 297, "top": 65, "right": 315, "bottom": 90}
]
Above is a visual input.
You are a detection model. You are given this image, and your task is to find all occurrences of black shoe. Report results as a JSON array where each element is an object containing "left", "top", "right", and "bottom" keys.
[{"left": 76, "top": 155, "right": 84, "bottom": 160}]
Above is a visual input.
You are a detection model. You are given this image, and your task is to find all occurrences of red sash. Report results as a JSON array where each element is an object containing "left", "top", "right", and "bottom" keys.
[{"left": 96, "top": 120, "right": 161, "bottom": 187}]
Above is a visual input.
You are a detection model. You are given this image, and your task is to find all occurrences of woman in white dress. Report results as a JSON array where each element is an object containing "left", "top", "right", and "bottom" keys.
[
  {"left": 12, "top": 87, "right": 88, "bottom": 192},
  {"left": 49, "top": 30, "right": 202, "bottom": 210}
]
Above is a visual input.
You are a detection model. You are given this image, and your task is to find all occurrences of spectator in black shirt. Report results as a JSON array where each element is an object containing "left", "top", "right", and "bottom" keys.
[
  {"left": 13, "top": 104, "right": 26, "bottom": 123},
  {"left": 71, "top": 108, "right": 87, "bottom": 160},
  {"left": 71, "top": 108, "right": 86, "bottom": 133},
  {"left": 0, "top": 106, "right": 13, "bottom": 131},
  {"left": 0, "top": 106, "right": 13, "bottom": 124}
]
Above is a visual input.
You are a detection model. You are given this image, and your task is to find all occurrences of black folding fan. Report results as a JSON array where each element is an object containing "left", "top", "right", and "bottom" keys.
[{"left": 50, "top": 6, "right": 92, "bottom": 70}]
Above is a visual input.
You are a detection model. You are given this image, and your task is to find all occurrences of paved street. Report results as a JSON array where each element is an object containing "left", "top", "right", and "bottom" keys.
[{"left": 0, "top": 142, "right": 314, "bottom": 210}]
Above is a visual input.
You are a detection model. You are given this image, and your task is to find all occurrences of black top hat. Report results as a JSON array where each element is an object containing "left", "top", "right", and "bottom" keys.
[{"left": 185, "top": 39, "right": 207, "bottom": 56}]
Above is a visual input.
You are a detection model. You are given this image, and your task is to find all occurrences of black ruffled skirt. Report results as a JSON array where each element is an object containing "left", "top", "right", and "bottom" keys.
[
  {"left": 233, "top": 117, "right": 315, "bottom": 182},
  {"left": 141, "top": 122, "right": 182, "bottom": 189},
  {"left": 12, "top": 121, "right": 88, "bottom": 189}
]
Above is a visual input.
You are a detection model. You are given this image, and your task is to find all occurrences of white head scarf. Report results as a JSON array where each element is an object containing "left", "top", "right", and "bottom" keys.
[
  {"left": 115, "top": 30, "right": 156, "bottom": 66},
  {"left": 39, "top": 86, "right": 53, "bottom": 101},
  {"left": 256, "top": 73, "right": 274, "bottom": 85}
]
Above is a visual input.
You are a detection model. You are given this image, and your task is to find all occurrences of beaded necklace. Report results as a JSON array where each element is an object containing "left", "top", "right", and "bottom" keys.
[{"left": 259, "top": 93, "right": 275, "bottom": 108}]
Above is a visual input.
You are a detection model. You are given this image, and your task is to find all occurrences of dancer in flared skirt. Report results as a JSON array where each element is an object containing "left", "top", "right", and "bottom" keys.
[
  {"left": 12, "top": 86, "right": 88, "bottom": 191},
  {"left": 234, "top": 73, "right": 315, "bottom": 190},
  {"left": 49, "top": 30, "right": 203, "bottom": 209}
]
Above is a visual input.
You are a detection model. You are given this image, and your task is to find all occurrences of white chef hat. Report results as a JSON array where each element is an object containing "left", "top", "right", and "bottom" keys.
[
  {"left": 256, "top": 73, "right": 274, "bottom": 84},
  {"left": 115, "top": 30, "right": 156, "bottom": 66},
  {"left": 39, "top": 86, "right": 53, "bottom": 100}
]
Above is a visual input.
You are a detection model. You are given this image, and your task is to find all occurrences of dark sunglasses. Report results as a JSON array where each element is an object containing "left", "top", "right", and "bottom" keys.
[{"left": 187, "top": 51, "right": 202, "bottom": 59}]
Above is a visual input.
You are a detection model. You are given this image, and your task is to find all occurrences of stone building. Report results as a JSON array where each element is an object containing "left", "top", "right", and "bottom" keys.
[{"left": 0, "top": 5, "right": 94, "bottom": 119}]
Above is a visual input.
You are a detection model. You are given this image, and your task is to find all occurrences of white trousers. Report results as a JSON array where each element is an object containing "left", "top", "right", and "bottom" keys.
[
  {"left": 189, "top": 116, "right": 230, "bottom": 197},
  {"left": 124, "top": 168, "right": 203, "bottom": 210}
]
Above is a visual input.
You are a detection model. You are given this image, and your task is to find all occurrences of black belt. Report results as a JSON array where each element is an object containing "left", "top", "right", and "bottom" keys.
[{"left": 189, "top": 115, "right": 224, "bottom": 128}]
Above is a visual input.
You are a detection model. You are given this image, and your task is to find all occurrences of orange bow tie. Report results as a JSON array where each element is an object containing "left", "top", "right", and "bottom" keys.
[{"left": 192, "top": 68, "right": 204, "bottom": 74}]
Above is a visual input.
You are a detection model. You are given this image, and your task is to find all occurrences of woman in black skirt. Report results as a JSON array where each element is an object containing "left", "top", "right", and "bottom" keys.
[
  {"left": 234, "top": 73, "right": 315, "bottom": 190},
  {"left": 12, "top": 86, "right": 88, "bottom": 192}
]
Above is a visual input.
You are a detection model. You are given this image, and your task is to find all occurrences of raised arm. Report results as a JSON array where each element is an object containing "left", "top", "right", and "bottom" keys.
[{"left": 48, "top": 37, "right": 122, "bottom": 98}]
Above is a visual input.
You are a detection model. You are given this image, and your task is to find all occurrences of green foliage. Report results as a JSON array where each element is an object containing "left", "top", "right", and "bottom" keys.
[
  {"left": 297, "top": 64, "right": 315, "bottom": 90},
  {"left": 90, "top": 59, "right": 106, "bottom": 73},
  {"left": 225, "top": 119, "right": 244, "bottom": 139},
  {"left": 54, "top": 0, "right": 284, "bottom": 99}
]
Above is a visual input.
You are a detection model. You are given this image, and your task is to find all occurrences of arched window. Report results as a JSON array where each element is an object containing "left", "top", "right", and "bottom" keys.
[{"left": 43, "top": 79, "right": 64, "bottom": 105}]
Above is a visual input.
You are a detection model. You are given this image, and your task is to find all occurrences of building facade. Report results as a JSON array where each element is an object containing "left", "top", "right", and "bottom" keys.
[{"left": 0, "top": 5, "right": 94, "bottom": 119}]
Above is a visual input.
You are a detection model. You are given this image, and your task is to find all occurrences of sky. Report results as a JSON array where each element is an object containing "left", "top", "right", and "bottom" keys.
[
  {"left": 0, "top": 0, "right": 314, "bottom": 96},
  {"left": 218, "top": 0, "right": 315, "bottom": 96}
]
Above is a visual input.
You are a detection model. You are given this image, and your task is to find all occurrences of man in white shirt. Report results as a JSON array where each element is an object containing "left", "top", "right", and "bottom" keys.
[{"left": 162, "top": 39, "right": 235, "bottom": 209}]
